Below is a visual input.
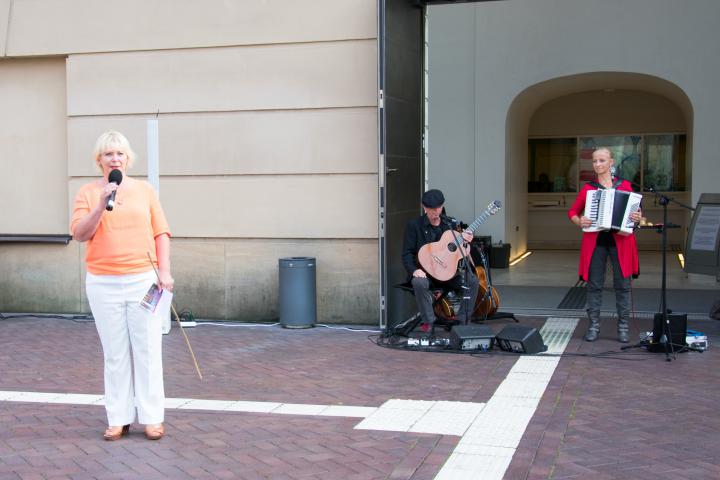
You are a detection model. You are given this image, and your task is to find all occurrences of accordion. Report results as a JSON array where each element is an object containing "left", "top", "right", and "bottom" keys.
[{"left": 583, "top": 189, "right": 642, "bottom": 235}]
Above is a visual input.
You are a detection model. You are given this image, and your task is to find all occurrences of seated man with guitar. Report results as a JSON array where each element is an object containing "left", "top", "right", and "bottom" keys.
[{"left": 401, "top": 189, "right": 479, "bottom": 331}]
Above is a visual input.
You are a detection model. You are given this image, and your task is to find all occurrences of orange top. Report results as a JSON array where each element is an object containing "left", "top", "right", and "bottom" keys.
[{"left": 70, "top": 177, "right": 171, "bottom": 275}]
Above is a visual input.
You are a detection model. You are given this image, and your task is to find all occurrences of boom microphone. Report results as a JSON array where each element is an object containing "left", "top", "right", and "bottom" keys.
[
  {"left": 106, "top": 169, "right": 123, "bottom": 211},
  {"left": 441, "top": 214, "right": 458, "bottom": 226}
]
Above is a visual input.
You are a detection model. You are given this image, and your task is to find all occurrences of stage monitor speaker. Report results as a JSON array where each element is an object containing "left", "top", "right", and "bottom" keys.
[
  {"left": 496, "top": 325, "right": 547, "bottom": 354},
  {"left": 648, "top": 313, "right": 687, "bottom": 353},
  {"left": 490, "top": 243, "right": 511, "bottom": 269},
  {"left": 449, "top": 325, "right": 495, "bottom": 351}
]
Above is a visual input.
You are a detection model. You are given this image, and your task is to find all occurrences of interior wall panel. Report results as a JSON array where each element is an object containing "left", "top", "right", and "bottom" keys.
[
  {"left": 0, "top": 0, "right": 10, "bottom": 55},
  {"left": 66, "top": 41, "right": 377, "bottom": 116}
]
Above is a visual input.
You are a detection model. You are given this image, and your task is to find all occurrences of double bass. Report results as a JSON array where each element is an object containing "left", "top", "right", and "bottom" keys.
[
  {"left": 432, "top": 262, "right": 501, "bottom": 321},
  {"left": 472, "top": 257, "right": 500, "bottom": 319}
]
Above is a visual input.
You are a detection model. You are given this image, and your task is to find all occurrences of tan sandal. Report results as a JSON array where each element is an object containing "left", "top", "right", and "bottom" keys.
[
  {"left": 144, "top": 423, "right": 164, "bottom": 440},
  {"left": 103, "top": 424, "right": 130, "bottom": 441}
]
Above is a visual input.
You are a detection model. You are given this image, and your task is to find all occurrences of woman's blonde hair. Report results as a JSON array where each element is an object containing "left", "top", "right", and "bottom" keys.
[
  {"left": 593, "top": 147, "right": 614, "bottom": 159},
  {"left": 93, "top": 130, "right": 136, "bottom": 172}
]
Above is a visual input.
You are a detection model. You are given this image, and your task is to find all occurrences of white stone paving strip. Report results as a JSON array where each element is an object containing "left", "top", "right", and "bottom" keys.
[
  {"left": 0, "top": 316, "right": 577, "bottom": 480},
  {"left": 0, "top": 391, "right": 378, "bottom": 417},
  {"left": 434, "top": 317, "right": 579, "bottom": 480}
]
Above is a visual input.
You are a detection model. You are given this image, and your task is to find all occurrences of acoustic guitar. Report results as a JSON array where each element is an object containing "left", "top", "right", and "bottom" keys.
[{"left": 417, "top": 200, "right": 502, "bottom": 281}]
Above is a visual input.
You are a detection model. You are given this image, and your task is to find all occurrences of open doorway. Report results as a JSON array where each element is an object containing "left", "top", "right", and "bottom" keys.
[
  {"left": 380, "top": 0, "right": 702, "bottom": 326},
  {"left": 378, "top": 0, "right": 507, "bottom": 330},
  {"left": 377, "top": 0, "right": 424, "bottom": 330}
]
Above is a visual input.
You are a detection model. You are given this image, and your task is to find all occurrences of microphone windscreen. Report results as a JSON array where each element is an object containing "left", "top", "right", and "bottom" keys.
[{"left": 108, "top": 169, "right": 123, "bottom": 185}]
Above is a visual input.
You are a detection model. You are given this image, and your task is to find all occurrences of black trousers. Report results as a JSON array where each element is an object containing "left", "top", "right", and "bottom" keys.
[{"left": 411, "top": 267, "right": 479, "bottom": 326}]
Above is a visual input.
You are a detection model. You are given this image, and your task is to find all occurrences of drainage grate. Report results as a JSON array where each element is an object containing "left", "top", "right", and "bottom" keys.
[{"left": 557, "top": 280, "right": 587, "bottom": 309}]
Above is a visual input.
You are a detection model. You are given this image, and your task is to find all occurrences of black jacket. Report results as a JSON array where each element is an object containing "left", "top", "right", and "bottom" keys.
[{"left": 401, "top": 215, "right": 452, "bottom": 279}]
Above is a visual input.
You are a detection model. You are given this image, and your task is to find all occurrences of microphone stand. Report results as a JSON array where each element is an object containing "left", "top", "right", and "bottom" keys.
[
  {"left": 448, "top": 221, "right": 473, "bottom": 326},
  {"left": 643, "top": 185, "right": 694, "bottom": 361},
  {"left": 619, "top": 176, "right": 695, "bottom": 360}
]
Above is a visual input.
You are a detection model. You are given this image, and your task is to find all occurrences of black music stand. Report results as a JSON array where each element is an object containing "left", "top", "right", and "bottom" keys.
[{"left": 683, "top": 193, "right": 720, "bottom": 278}]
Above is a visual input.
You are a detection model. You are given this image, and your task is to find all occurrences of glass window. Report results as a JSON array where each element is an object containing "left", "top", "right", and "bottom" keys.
[
  {"left": 644, "top": 134, "right": 686, "bottom": 191},
  {"left": 579, "top": 136, "right": 642, "bottom": 191},
  {"left": 528, "top": 138, "right": 577, "bottom": 192},
  {"left": 529, "top": 134, "right": 687, "bottom": 193}
]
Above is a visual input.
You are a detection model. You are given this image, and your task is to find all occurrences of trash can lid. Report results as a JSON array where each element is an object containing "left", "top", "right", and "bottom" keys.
[{"left": 279, "top": 257, "right": 315, "bottom": 267}]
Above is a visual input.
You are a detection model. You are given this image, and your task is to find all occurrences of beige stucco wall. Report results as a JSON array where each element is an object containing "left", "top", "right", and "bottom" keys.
[
  {"left": 0, "top": 58, "right": 67, "bottom": 233},
  {"left": 0, "top": 242, "right": 82, "bottom": 313},
  {"left": 6, "top": 0, "right": 375, "bottom": 55},
  {"left": 67, "top": 238, "right": 378, "bottom": 322},
  {"left": 1, "top": 0, "right": 380, "bottom": 323}
]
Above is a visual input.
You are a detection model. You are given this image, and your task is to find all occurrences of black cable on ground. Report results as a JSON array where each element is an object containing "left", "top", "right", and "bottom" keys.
[
  {"left": 370, "top": 332, "right": 693, "bottom": 361},
  {"left": 0, "top": 313, "right": 94, "bottom": 323}
]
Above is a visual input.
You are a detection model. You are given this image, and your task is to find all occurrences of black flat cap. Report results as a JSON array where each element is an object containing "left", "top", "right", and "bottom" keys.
[{"left": 421, "top": 189, "right": 445, "bottom": 208}]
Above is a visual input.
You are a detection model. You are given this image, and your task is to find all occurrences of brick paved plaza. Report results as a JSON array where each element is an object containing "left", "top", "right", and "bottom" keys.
[{"left": 1, "top": 314, "right": 719, "bottom": 479}]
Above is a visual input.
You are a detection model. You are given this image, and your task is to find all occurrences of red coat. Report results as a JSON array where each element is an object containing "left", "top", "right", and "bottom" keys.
[{"left": 567, "top": 180, "right": 640, "bottom": 281}]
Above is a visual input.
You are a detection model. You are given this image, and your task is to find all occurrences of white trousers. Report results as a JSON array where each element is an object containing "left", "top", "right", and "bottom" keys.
[{"left": 86, "top": 270, "right": 165, "bottom": 426}]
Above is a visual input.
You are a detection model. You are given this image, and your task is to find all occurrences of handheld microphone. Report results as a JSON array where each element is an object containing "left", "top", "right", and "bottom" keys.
[{"left": 106, "top": 169, "right": 123, "bottom": 211}]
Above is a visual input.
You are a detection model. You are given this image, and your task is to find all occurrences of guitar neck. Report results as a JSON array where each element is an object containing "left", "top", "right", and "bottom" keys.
[{"left": 466, "top": 208, "right": 493, "bottom": 234}]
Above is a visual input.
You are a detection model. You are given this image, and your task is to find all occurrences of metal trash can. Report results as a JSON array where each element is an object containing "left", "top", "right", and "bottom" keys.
[{"left": 279, "top": 257, "right": 316, "bottom": 328}]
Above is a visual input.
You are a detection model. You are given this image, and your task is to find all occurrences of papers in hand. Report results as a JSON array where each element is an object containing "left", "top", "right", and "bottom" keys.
[{"left": 140, "top": 283, "right": 173, "bottom": 314}]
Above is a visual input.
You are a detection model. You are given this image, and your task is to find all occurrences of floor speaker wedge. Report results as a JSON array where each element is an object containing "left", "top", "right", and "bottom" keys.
[
  {"left": 449, "top": 325, "right": 495, "bottom": 351},
  {"left": 496, "top": 325, "right": 547, "bottom": 354}
]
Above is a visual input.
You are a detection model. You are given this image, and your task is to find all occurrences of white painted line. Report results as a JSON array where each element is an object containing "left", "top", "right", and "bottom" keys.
[
  {"left": 164, "top": 397, "right": 194, "bottom": 408},
  {"left": 0, "top": 392, "right": 371, "bottom": 420},
  {"left": 44, "top": 394, "right": 104, "bottom": 405},
  {"left": 4, "top": 392, "right": 62, "bottom": 403},
  {"left": 355, "top": 399, "right": 485, "bottom": 436},
  {"left": 435, "top": 448, "right": 515, "bottom": 480},
  {"left": 177, "top": 399, "right": 237, "bottom": 411},
  {"left": 272, "top": 403, "right": 329, "bottom": 416},
  {"left": 224, "top": 400, "right": 282, "bottom": 413},
  {"left": 318, "top": 405, "right": 377, "bottom": 418},
  {"left": 354, "top": 405, "right": 427, "bottom": 432}
]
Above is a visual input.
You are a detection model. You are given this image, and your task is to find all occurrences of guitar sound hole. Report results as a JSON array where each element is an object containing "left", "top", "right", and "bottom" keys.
[{"left": 447, "top": 243, "right": 457, "bottom": 252}]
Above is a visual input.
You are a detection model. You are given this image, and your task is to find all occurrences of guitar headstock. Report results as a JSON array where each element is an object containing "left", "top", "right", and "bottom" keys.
[{"left": 487, "top": 200, "right": 502, "bottom": 215}]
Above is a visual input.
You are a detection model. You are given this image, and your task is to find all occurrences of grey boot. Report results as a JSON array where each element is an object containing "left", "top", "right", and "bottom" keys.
[
  {"left": 617, "top": 316, "right": 630, "bottom": 343},
  {"left": 584, "top": 312, "right": 600, "bottom": 342}
]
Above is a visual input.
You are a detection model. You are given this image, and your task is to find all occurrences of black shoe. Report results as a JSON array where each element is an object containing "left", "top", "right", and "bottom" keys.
[
  {"left": 584, "top": 329, "right": 599, "bottom": 342},
  {"left": 618, "top": 331, "right": 630, "bottom": 343}
]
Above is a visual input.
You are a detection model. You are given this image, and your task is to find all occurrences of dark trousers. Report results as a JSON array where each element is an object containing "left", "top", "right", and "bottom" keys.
[
  {"left": 411, "top": 268, "right": 479, "bottom": 326},
  {"left": 586, "top": 242, "right": 631, "bottom": 331}
]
